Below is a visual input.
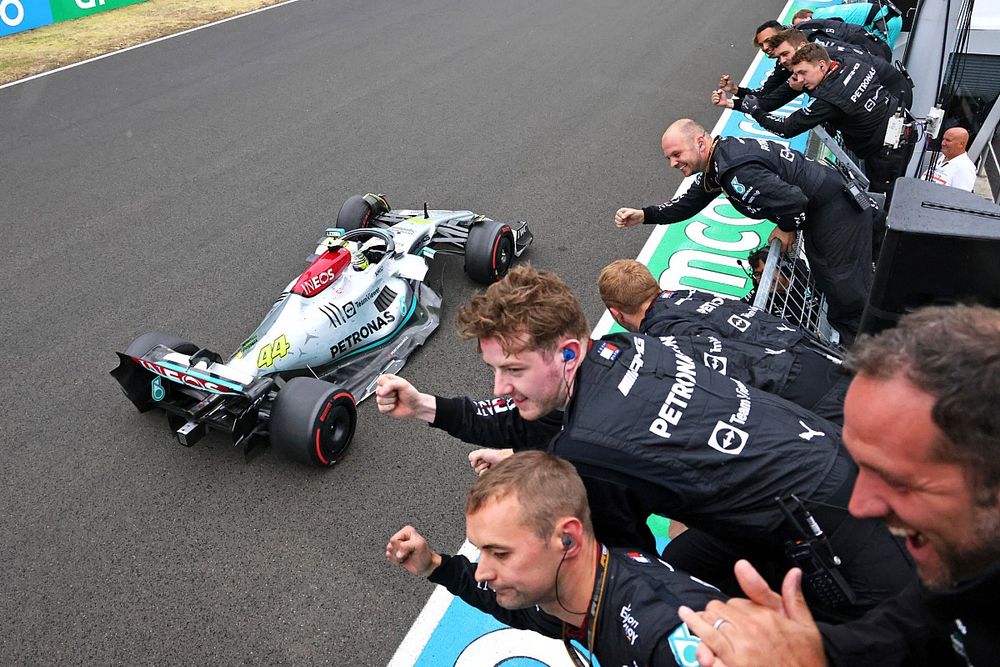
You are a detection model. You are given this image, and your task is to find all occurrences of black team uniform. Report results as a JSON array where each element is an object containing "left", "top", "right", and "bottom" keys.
[
  {"left": 796, "top": 17, "right": 892, "bottom": 62},
  {"left": 742, "top": 54, "right": 905, "bottom": 200},
  {"left": 819, "top": 564, "right": 1000, "bottom": 666},
  {"left": 641, "top": 136, "right": 873, "bottom": 344},
  {"left": 427, "top": 545, "right": 727, "bottom": 666},
  {"left": 742, "top": 41, "right": 912, "bottom": 113},
  {"left": 428, "top": 332, "right": 914, "bottom": 621},
  {"left": 639, "top": 289, "right": 850, "bottom": 423}
]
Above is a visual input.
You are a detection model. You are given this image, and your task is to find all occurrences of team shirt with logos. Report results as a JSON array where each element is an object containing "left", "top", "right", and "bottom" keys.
[
  {"left": 747, "top": 54, "right": 895, "bottom": 159},
  {"left": 428, "top": 547, "right": 725, "bottom": 667},
  {"left": 795, "top": 17, "right": 891, "bottom": 61},
  {"left": 642, "top": 136, "right": 838, "bottom": 232},
  {"left": 749, "top": 40, "right": 911, "bottom": 114},
  {"left": 555, "top": 331, "right": 847, "bottom": 541}
]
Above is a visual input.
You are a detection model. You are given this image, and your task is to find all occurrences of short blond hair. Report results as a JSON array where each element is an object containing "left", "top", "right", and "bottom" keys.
[
  {"left": 466, "top": 451, "right": 593, "bottom": 540},
  {"left": 598, "top": 259, "right": 660, "bottom": 314}
]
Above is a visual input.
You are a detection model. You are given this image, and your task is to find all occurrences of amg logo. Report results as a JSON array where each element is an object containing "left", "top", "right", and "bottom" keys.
[
  {"left": 618, "top": 337, "right": 646, "bottom": 397},
  {"left": 330, "top": 311, "right": 396, "bottom": 356},
  {"left": 841, "top": 61, "right": 861, "bottom": 86}
]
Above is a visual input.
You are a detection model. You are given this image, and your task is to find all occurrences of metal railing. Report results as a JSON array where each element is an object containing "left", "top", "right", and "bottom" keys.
[
  {"left": 976, "top": 140, "right": 1000, "bottom": 205},
  {"left": 751, "top": 238, "right": 839, "bottom": 345},
  {"left": 747, "top": 127, "right": 863, "bottom": 348}
]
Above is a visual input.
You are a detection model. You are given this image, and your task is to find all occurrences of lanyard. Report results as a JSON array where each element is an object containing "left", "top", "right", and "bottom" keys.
[{"left": 562, "top": 545, "right": 610, "bottom": 667}]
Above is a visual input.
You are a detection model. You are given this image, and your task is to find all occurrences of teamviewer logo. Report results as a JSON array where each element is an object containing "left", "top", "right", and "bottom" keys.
[{"left": 707, "top": 421, "right": 749, "bottom": 455}]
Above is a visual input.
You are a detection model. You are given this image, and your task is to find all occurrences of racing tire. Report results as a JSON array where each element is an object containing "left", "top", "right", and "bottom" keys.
[
  {"left": 269, "top": 378, "right": 357, "bottom": 467},
  {"left": 337, "top": 193, "right": 390, "bottom": 232},
  {"left": 464, "top": 220, "right": 515, "bottom": 284}
]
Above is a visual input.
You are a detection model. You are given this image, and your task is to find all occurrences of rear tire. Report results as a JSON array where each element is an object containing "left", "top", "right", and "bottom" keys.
[
  {"left": 464, "top": 220, "right": 514, "bottom": 284},
  {"left": 336, "top": 193, "right": 390, "bottom": 232},
  {"left": 269, "top": 378, "right": 357, "bottom": 467}
]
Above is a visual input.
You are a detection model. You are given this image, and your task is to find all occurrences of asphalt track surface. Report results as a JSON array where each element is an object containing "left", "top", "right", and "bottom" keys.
[{"left": 1, "top": 0, "right": 782, "bottom": 663}]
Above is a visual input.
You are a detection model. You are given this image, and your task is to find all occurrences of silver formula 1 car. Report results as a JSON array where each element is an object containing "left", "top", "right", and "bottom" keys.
[{"left": 111, "top": 193, "right": 532, "bottom": 466}]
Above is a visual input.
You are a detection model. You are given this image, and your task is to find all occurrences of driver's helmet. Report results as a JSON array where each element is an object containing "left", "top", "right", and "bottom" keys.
[{"left": 342, "top": 240, "right": 369, "bottom": 271}]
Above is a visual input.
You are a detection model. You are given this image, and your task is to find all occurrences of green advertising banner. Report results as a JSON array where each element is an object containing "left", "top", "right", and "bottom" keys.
[{"left": 49, "top": 0, "right": 146, "bottom": 23}]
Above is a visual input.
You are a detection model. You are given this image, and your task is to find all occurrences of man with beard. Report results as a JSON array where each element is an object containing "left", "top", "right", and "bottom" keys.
[{"left": 678, "top": 304, "right": 1000, "bottom": 667}]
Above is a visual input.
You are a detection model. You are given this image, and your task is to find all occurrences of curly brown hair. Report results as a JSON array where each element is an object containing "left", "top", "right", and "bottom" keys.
[
  {"left": 456, "top": 264, "right": 589, "bottom": 354},
  {"left": 846, "top": 304, "right": 1000, "bottom": 503},
  {"left": 598, "top": 259, "right": 660, "bottom": 314},
  {"left": 466, "top": 451, "right": 593, "bottom": 541}
]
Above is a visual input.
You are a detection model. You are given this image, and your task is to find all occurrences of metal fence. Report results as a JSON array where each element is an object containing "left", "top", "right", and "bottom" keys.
[{"left": 748, "top": 128, "right": 865, "bottom": 349}]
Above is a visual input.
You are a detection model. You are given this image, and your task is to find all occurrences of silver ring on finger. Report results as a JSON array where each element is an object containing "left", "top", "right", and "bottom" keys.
[{"left": 713, "top": 618, "right": 728, "bottom": 631}]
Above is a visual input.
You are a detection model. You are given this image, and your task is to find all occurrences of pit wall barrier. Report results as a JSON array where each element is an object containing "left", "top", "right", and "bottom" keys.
[{"left": 0, "top": 0, "right": 147, "bottom": 38}]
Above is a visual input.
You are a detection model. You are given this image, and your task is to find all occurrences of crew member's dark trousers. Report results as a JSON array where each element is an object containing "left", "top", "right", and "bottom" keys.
[
  {"left": 782, "top": 349, "right": 852, "bottom": 425},
  {"left": 803, "top": 178, "right": 874, "bottom": 345}
]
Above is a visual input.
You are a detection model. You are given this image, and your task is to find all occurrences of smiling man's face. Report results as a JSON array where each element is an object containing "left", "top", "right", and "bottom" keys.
[{"left": 844, "top": 372, "right": 1000, "bottom": 590}]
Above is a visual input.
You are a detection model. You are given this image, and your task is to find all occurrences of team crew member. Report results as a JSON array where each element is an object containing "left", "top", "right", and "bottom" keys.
[
  {"left": 678, "top": 304, "right": 1000, "bottom": 667},
  {"left": 734, "top": 29, "right": 912, "bottom": 111},
  {"left": 924, "top": 127, "right": 978, "bottom": 191},
  {"left": 716, "top": 21, "right": 794, "bottom": 114},
  {"left": 794, "top": 16, "right": 892, "bottom": 62},
  {"left": 386, "top": 451, "right": 727, "bottom": 667},
  {"left": 803, "top": 2, "right": 904, "bottom": 49},
  {"left": 614, "top": 119, "right": 873, "bottom": 343},
  {"left": 737, "top": 43, "right": 906, "bottom": 200},
  {"left": 598, "top": 260, "right": 849, "bottom": 423},
  {"left": 377, "top": 266, "right": 914, "bottom": 621},
  {"left": 743, "top": 245, "right": 818, "bottom": 326}
]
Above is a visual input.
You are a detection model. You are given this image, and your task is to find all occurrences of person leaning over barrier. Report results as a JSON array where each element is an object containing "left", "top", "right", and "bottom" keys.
[
  {"left": 717, "top": 28, "right": 912, "bottom": 114},
  {"left": 794, "top": 16, "right": 892, "bottom": 62},
  {"left": 715, "top": 20, "right": 789, "bottom": 113},
  {"left": 614, "top": 118, "right": 873, "bottom": 344},
  {"left": 377, "top": 265, "right": 914, "bottom": 622},
  {"left": 732, "top": 42, "right": 906, "bottom": 204},
  {"left": 386, "top": 451, "right": 727, "bottom": 667},
  {"left": 598, "top": 259, "right": 850, "bottom": 424},
  {"left": 678, "top": 304, "right": 1000, "bottom": 667}
]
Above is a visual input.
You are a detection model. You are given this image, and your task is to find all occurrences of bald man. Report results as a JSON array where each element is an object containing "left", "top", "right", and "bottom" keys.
[
  {"left": 615, "top": 119, "right": 874, "bottom": 344},
  {"left": 924, "top": 127, "right": 977, "bottom": 191}
]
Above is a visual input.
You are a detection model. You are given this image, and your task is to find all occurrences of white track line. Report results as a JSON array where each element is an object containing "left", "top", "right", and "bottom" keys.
[{"left": 0, "top": 0, "right": 303, "bottom": 91}]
